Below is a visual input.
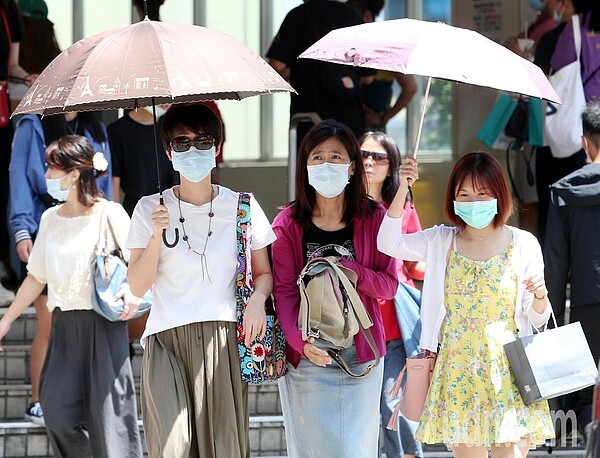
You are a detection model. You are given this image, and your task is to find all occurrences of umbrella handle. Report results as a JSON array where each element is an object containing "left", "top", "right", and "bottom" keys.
[
  {"left": 159, "top": 195, "right": 179, "bottom": 248},
  {"left": 162, "top": 228, "right": 179, "bottom": 248}
]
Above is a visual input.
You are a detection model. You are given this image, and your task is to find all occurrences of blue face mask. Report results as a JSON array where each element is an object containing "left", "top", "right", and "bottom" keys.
[
  {"left": 528, "top": 0, "right": 546, "bottom": 11},
  {"left": 453, "top": 199, "right": 498, "bottom": 230},
  {"left": 552, "top": 9, "right": 563, "bottom": 23},
  {"left": 172, "top": 146, "right": 216, "bottom": 183},
  {"left": 45, "top": 175, "right": 71, "bottom": 202}
]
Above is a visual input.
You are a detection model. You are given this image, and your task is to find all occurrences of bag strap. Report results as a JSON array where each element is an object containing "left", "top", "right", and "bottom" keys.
[
  {"left": 236, "top": 192, "right": 253, "bottom": 312},
  {"left": 96, "top": 202, "right": 109, "bottom": 253},
  {"left": 572, "top": 14, "right": 581, "bottom": 63},
  {"left": 299, "top": 256, "right": 380, "bottom": 378},
  {"left": 327, "top": 329, "right": 380, "bottom": 379},
  {"left": 95, "top": 202, "right": 123, "bottom": 259},
  {"left": 105, "top": 207, "right": 124, "bottom": 258}
]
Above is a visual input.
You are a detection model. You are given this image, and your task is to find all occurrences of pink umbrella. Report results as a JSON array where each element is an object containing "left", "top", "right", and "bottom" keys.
[{"left": 299, "top": 18, "right": 560, "bottom": 158}]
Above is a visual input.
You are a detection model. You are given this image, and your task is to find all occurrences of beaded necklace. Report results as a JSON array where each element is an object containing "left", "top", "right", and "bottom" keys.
[{"left": 176, "top": 185, "right": 214, "bottom": 282}]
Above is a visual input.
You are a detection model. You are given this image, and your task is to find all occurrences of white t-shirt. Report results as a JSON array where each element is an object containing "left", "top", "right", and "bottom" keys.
[
  {"left": 127, "top": 186, "right": 276, "bottom": 346},
  {"left": 27, "top": 200, "right": 130, "bottom": 312}
]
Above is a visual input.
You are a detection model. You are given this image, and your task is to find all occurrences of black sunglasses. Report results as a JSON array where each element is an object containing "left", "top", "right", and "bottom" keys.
[
  {"left": 361, "top": 150, "right": 389, "bottom": 163},
  {"left": 170, "top": 135, "right": 215, "bottom": 153}
]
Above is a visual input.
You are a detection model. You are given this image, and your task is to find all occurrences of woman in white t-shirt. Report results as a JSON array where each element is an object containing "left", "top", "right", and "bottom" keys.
[
  {"left": 126, "top": 103, "right": 276, "bottom": 458},
  {"left": 0, "top": 135, "right": 143, "bottom": 457}
]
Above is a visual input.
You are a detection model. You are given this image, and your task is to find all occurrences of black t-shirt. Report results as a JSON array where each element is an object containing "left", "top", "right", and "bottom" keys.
[
  {"left": 303, "top": 222, "right": 355, "bottom": 264},
  {"left": 108, "top": 114, "right": 178, "bottom": 216},
  {"left": 267, "top": 1, "right": 374, "bottom": 137},
  {"left": 534, "top": 22, "right": 568, "bottom": 75},
  {"left": 0, "top": 7, "right": 21, "bottom": 80}
]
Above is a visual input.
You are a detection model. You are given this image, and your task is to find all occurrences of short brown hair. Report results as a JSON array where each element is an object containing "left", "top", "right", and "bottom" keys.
[
  {"left": 443, "top": 151, "right": 513, "bottom": 229},
  {"left": 160, "top": 103, "right": 223, "bottom": 152}
]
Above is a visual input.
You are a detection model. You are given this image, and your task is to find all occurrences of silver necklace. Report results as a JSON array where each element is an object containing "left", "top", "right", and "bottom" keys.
[
  {"left": 176, "top": 186, "right": 214, "bottom": 282},
  {"left": 67, "top": 118, "right": 79, "bottom": 135},
  {"left": 460, "top": 226, "right": 498, "bottom": 241}
]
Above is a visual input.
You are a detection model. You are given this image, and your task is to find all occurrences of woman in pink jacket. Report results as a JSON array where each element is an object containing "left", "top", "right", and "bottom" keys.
[{"left": 271, "top": 119, "right": 398, "bottom": 457}]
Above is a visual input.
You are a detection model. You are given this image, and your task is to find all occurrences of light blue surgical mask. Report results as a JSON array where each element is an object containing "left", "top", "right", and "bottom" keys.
[
  {"left": 528, "top": 0, "right": 545, "bottom": 12},
  {"left": 453, "top": 199, "right": 498, "bottom": 230},
  {"left": 45, "top": 175, "right": 71, "bottom": 202},
  {"left": 143, "top": 105, "right": 167, "bottom": 119},
  {"left": 172, "top": 146, "right": 216, "bottom": 183},
  {"left": 307, "top": 162, "right": 351, "bottom": 198},
  {"left": 552, "top": 9, "right": 563, "bottom": 23}
]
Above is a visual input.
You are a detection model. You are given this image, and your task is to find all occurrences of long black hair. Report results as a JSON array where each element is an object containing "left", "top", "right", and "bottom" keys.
[
  {"left": 358, "top": 131, "right": 403, "bottom": 206},
  {"left": 291, "top": 119, "right": 374, "bottom": 228}
]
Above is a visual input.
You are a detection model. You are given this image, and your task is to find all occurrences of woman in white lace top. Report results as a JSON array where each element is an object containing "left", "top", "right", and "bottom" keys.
[{"left": 0, "top": 135, "right": 143, "bottom": 457}]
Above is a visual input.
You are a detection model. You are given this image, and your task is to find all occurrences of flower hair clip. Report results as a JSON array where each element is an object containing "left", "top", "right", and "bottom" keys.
[{"left": 93, "top": 152, "right": 108, "bottom": 172}]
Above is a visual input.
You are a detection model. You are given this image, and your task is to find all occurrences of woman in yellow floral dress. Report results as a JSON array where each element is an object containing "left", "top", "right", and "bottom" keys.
[{"left": 377, "top": 152, "right": 555, "bottom": 458}]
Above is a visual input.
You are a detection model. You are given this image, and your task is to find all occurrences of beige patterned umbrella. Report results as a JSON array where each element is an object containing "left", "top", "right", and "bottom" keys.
[{"left": 13, "top": 18, "right": 294, "bottom": 116}]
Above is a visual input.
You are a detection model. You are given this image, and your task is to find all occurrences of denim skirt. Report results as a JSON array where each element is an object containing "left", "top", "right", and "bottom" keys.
[{"left": 278, "top": 344, "right": 384, "bottom": 458}]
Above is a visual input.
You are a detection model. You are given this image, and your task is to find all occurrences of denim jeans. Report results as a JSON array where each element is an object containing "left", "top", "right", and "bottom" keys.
[
  {"left": 278, "top": 344, "right": 384, "bottom": 458},
  {"left": 379, "top": 338, "right": 423, "bottom": 458}
]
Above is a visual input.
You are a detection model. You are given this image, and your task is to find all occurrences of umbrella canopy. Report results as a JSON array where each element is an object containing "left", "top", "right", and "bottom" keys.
[
  {"left": 13, "top": 18, "right": 295, "bottom": 116},
  {"left": 299, "top": 18, "right": 560, "bottom": 104},
  {"left": 300, "top": 18, "right": 559, "bottom": 159}
]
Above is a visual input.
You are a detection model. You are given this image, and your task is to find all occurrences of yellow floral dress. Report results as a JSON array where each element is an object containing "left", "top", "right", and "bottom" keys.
[{"left": 415, "top": 241, "right": 554, "bottom": 449}]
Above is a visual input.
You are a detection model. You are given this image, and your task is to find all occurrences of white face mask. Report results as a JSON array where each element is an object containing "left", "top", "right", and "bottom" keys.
[
  {"left": 307, "top": 162, "right": 351, "bottom": 198},
  {"left": 45, "top": 175, "right": 71, "bottom": 202},
  {"left": 172, "top": 146, "right": 216, "bottom": 183}
]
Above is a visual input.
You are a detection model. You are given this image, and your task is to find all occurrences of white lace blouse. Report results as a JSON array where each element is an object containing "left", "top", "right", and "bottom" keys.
[{"left": 27, "top": 201, "right": 130, "bottom": 312}]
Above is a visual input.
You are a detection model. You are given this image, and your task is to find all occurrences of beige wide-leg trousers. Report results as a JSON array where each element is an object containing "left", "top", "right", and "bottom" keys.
[{"left": 141, "top": 321, "right": 249, "bottom": 458}]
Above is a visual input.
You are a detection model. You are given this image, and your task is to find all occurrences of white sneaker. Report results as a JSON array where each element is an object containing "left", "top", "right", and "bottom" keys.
[
  {"left": 0, "top": 283, "right": 15, "bottom": 306},
  {"left": 25, "top": 401, "right": 45, "bottom": 426}
]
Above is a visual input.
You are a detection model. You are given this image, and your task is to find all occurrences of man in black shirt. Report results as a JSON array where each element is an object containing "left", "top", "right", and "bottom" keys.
[
  {"left": 533, "top": 0, "right": 588, "bottom": 247},
  {"left": 267, "top": 0, "right": 375, "bottom": 147},
  {"left": 108, "top": 108, "right": 177, "bottom": 216}
]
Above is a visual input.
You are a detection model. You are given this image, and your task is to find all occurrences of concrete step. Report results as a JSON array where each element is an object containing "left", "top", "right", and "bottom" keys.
[
  {"left": 0, "top": 308, "right": 37, "bottom": 345},
  {"left": 0, "top": 343, "right": 143, "bottom": 386},
  {"left": 0, "top": 422, "right": 585, "bottom": 458},
  {"left": 0, "top": 416, "right": 286, "bottom": 457},
  {"left": 0, "top": 381, "right": 282, "bottom": 422}
]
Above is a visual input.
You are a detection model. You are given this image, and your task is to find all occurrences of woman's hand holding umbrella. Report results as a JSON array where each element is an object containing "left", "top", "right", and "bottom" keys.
[
  {"left": 388, "top": 158, "right": 419, "bottom": 219},
  {"left": 151, "top": 204, "right": 170, "bottom": 239}
]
